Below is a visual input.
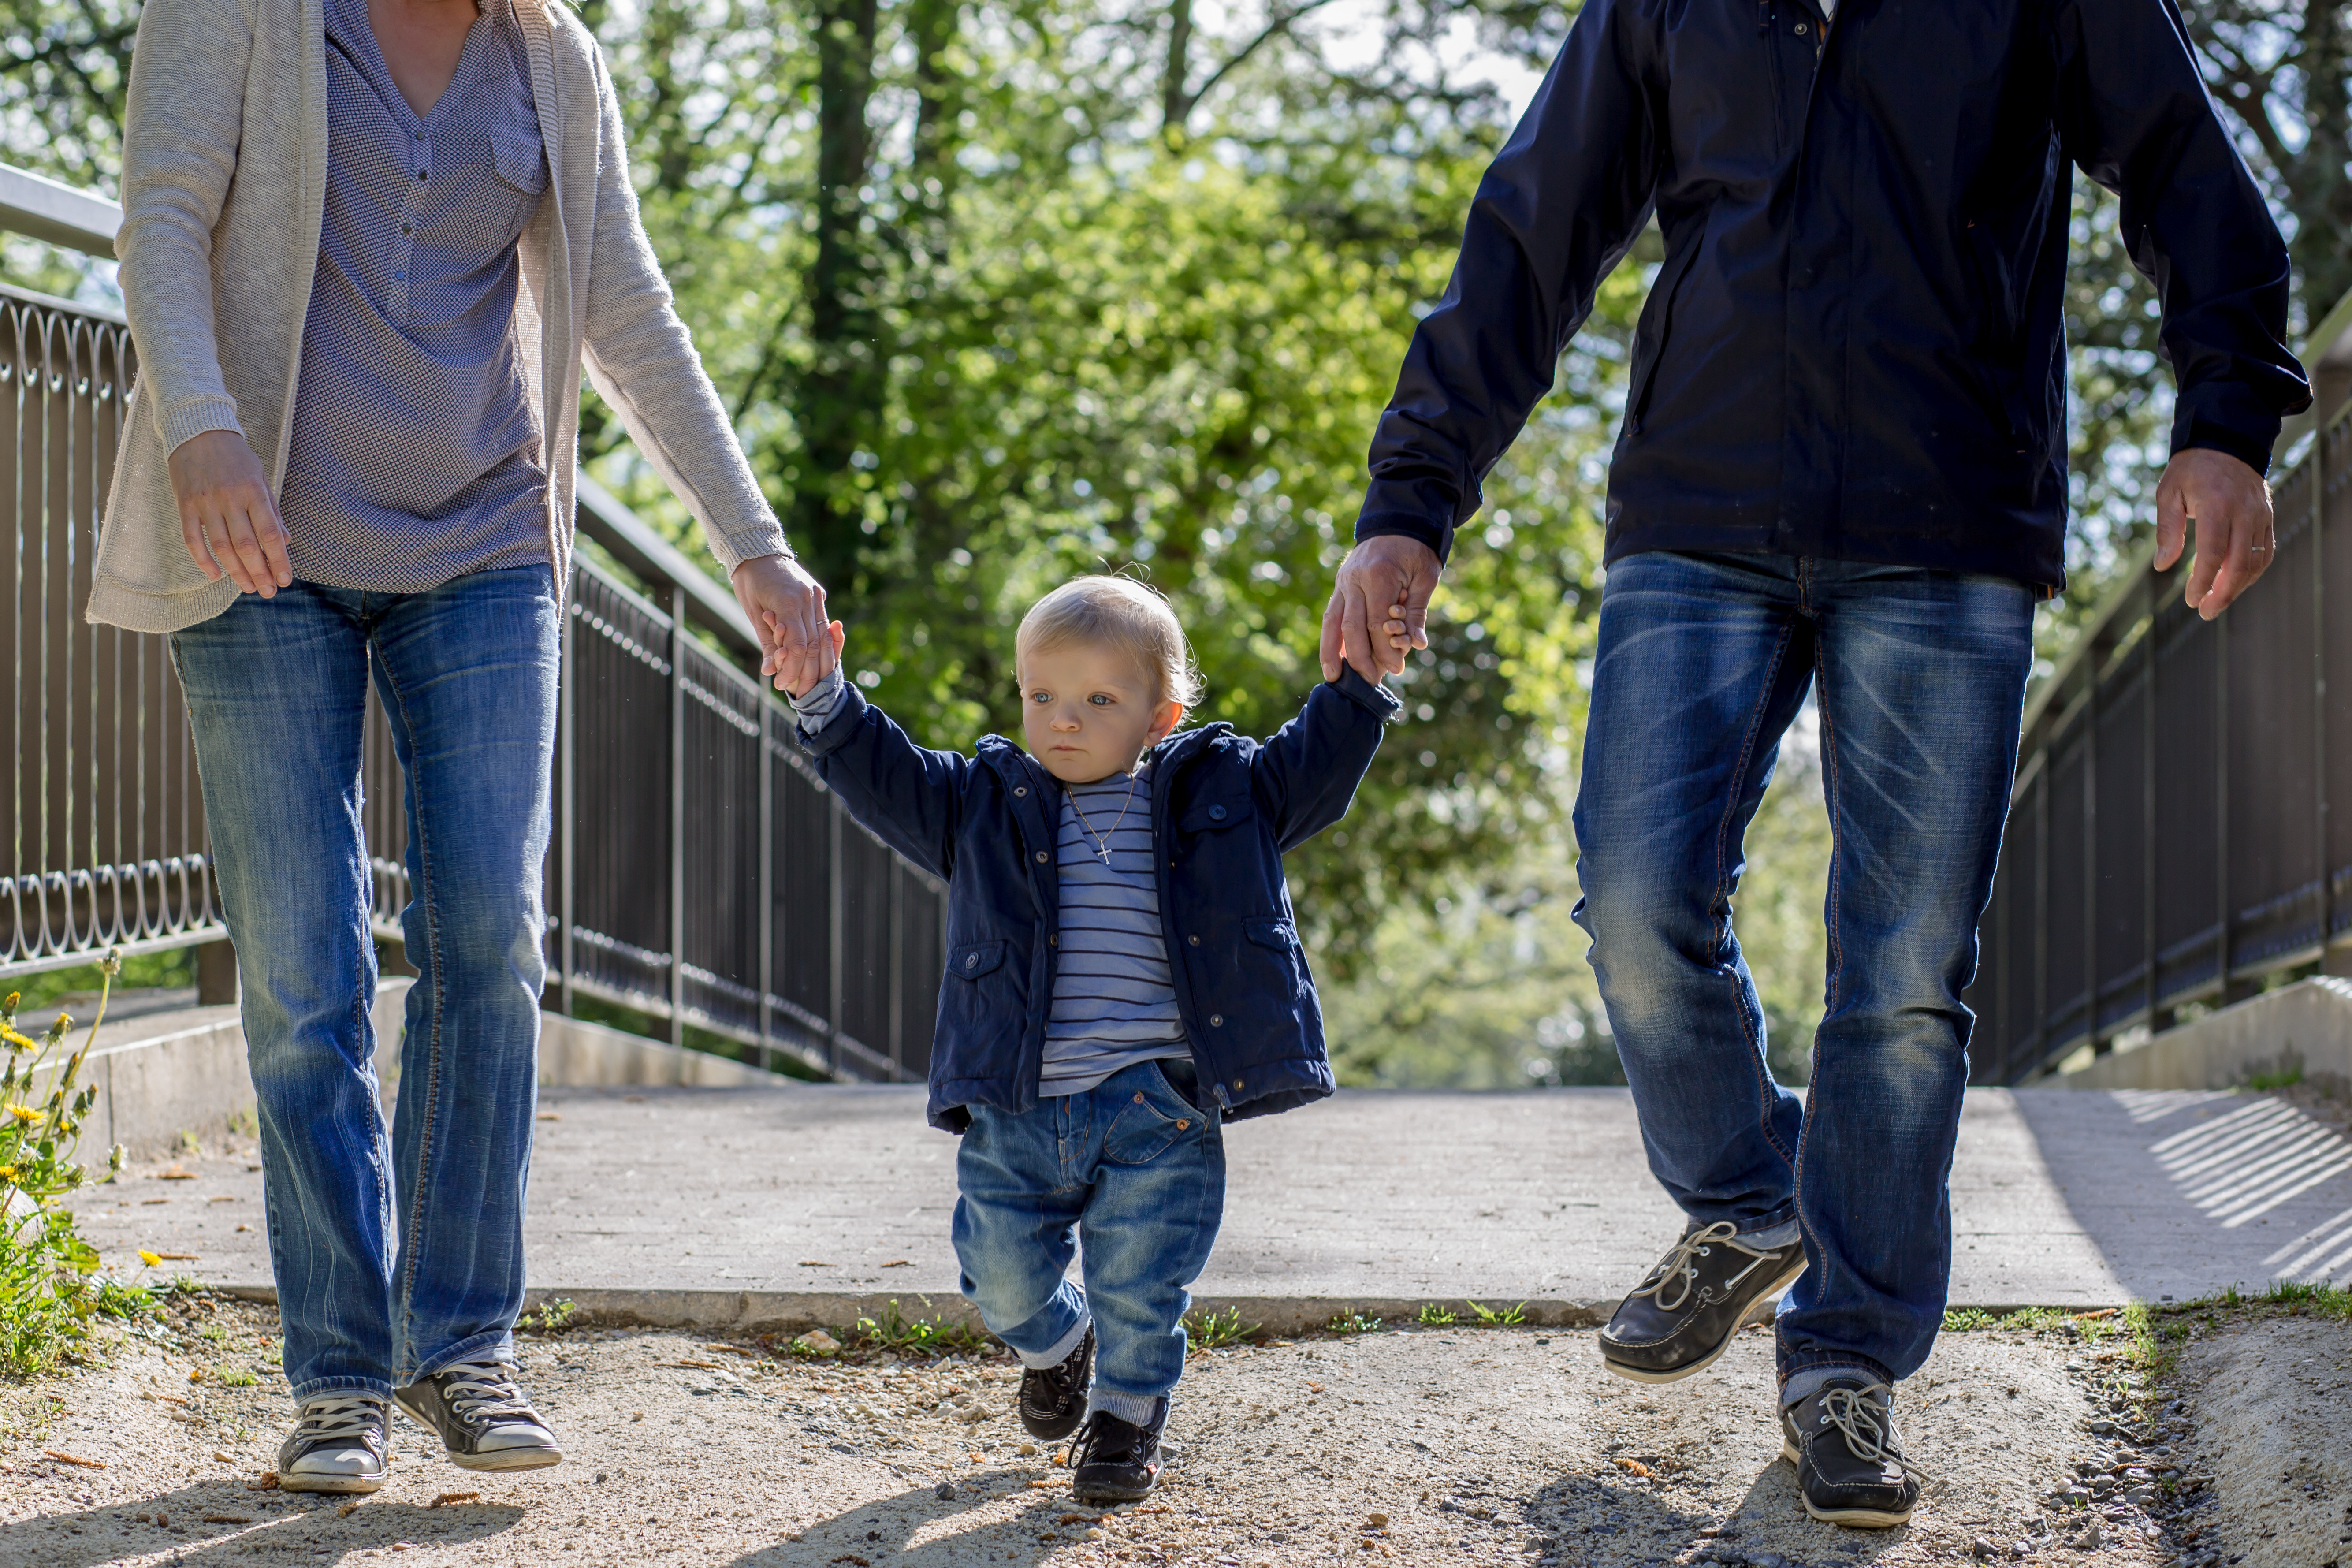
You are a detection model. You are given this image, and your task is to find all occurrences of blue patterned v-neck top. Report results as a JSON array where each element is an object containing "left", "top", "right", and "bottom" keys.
[{"left": 278, "top": 0, "right": 552, "bottom": 592}]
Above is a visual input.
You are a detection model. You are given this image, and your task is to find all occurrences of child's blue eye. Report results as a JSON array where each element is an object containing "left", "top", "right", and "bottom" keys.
[
  {"left": 1029, "top": 691, "right": 1050, "bottom": 704},
  {"left": 1088, "top": 693, "right": 1112, "bottom": 707}
]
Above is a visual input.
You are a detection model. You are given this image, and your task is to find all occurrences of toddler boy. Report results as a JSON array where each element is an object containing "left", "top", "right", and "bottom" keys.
[{"left": 782, "top": 575, "right": 1395, "bottom": 1501}]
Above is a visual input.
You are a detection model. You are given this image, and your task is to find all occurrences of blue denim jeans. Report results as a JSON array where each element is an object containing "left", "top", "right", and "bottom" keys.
[
  {"left": 1571, "top": 552, "right": 2033, "bottom": 1392},
  {"left": 171, "top": 565, "right": 559, "bottom": 1400},
  {"left": 953, "top": 1058, "right": 1226, "bottom": 1423}
]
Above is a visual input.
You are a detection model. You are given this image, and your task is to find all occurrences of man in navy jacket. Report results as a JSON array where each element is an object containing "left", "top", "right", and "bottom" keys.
[{"left": 1321, "top": 0, "right": 2308, "bottom": 1528}]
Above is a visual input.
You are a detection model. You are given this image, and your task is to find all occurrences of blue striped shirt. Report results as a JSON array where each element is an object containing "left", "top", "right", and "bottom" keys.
[
  {"left": 279, "top": 0, "right": 552, "bottom": 592},
  {"left": 1039, "top": 771, "right": 1189, "bottom": 1097}
]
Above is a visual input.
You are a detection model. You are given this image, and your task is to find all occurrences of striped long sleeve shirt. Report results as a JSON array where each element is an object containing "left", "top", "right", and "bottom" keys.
[{"left": 1037, "top": 771, "right": 1190, "bottom": 1097}]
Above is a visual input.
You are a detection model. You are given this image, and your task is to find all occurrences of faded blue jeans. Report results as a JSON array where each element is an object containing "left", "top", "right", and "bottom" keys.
[
  {"left": 953, "top": 1058, "right": 1226, "bottom": 1425},
  {"left": 171, "top": 565, "right": 558, "bottom": 1401},
  {"left": 1571, "top": 552, "right": 2033, "bottom": 1394}
]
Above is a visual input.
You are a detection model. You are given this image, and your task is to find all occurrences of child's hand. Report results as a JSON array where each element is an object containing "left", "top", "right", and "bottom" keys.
[
  {"left": 770, "top": 618, "right": 847, "bottom": 700},
  {"left": 1384, "top": 603, "right": 1415, "bottom": 656}
]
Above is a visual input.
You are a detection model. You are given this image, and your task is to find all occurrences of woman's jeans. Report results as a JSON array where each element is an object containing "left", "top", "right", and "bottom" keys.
[
  {"left": 1571, "top": 551, "right": 2033, "bottom": 1393},
  {"left": 171, "top": 565, "right": 558, "bottom": 1401},
  {"left": 953, "top": 1058, "right": 1226, "bottom": 1426}
]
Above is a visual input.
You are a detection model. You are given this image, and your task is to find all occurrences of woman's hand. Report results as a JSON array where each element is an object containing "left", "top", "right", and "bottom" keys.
[
  {"left": 730, "top": 552, "right": 841, "bottom": 694},
  {"left": 167, "top": 430, "right": 293, "bottom": 597}
]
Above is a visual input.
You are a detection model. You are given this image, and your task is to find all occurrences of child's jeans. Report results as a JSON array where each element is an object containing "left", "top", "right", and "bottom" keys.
[{"left": 953, "top": 1058, "right": 1226, "bottom": 1425}]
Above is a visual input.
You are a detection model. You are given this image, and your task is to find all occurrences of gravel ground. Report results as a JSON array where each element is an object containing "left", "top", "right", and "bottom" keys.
[
  {"left": 2154, "top": 1307, "right": 2352, "bottom": 1568},
  {"left": 0, "top": 1293, "right": 2217, "bottom": 1568}
]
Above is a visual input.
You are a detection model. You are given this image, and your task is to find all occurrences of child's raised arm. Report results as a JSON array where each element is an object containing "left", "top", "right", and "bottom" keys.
[
  {"left": 1247, "top": 666, "right": 1400, "bottom": 853},
  {"left": 785, "top": 628, "right": 977, "bottom": 881}
]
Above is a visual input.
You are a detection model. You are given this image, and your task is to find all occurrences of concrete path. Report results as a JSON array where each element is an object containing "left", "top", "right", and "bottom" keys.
[{"left": 67, "top": 1085, "right": 2352, "bottom": 1326}]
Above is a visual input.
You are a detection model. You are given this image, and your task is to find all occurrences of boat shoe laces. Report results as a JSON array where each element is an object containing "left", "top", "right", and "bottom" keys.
[
  {"left": 1632, "top": 1221, "right": 1777, "bottom": 1313},
  {"left": 1814, "top": 1382, "right": 1934, "bottom": 1483}
]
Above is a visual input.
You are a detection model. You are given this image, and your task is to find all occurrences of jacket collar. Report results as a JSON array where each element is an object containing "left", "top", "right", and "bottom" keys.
[{"left": 975, "top": 723, "right": 1236, "bottom": 843}]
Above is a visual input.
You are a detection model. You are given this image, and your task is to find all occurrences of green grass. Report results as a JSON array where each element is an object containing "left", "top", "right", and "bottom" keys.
[
  {"left": 216, "top": 1366, "right": 259, "bottom": 1388},
  {"left": 1325, "top": 1311, "right": 1387, "bottom": 1336},
  {"left": 521, "top": 1297, "right": 578, "bottom": 1335},
  {"left": 1940, "top": 1305, "right": 2077, "bottom": 1334},
  {"left": 1465, "top": 1300, "right": 1530, "bottom": 1326},
  {"left": 1416, "top": 1304, "right": 1458, "bottom": 1327},
  {"left": 1183, "top": 1307, "right": 1261, "bottom": 1352},
  {"left": 838, "top": 1299, "right": 993, "bottom": 1359},
  {"left": 2246, "top": 1064, "right": 2305, "bottom": 1091}
]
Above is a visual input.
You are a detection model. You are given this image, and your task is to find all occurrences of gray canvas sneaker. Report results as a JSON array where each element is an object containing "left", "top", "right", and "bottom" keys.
[
  {"left": 278, "top": 1393, "right": 391, "bottom": 1494},
  {"left": 394, "top": 1357, "right": 564, "bottom": 1472}
]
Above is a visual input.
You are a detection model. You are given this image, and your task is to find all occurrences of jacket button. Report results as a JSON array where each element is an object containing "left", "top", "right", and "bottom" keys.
[
  {"left": 1014, "top": 786, "right": 1027, "bottom": 797},
  {"left": 1794, "top": 19, "right": 1807, "bottom": 31},
  {"left": 1232, "top": 1076, "right": 1243, "bottom": 1089},
  {"left": 1048, "top": 934, "right": 1057, "bottom": 946},
  {"left": 1036, "top": 850, "right": 1049, "bottom": 863},
  {"left": 1209, "top": 1014, "right": 1223, "bottom": 1027},
  {"left": 1134, "top": 1092, "right": 1145, "bottom": 1103},
  {"left": 1187, "top": 935, "right": 1199, "bottom": 946},
  {"left": 1176, "top": 1119, "right": 1189, "bottom": 1130},
  {"left": 965, "top": 953, "right": 978, "bottom": 968},
  {"left": 1209, "top": 804, "right": 1226, "bottom": 821}
]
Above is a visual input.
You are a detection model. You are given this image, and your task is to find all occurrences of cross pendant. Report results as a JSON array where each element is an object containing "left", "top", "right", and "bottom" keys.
[{"left": 1096, "top": 845, "right": 1113, "bottom": 864}]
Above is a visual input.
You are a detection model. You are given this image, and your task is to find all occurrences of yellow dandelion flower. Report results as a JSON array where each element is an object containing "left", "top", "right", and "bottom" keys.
[
  {"left": 6, "top": 1103, "right": 41, "bottom": 1124},
  {"left": 0, "top": 1166, "right": 17, "bottom": 1181},
  {"left": 1, "top": 1025, "right": 35, "bottom": 1051},
  {"left": 138, "top": 1250, "right": 161, "bottom": 1266}
]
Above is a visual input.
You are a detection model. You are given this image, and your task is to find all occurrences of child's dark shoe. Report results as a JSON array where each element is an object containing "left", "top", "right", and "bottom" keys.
[
  {"left": 1068, "top": 1400, "right": 1166, "bottom": 1503},
  {"left": 1019, "top": 1326, "right": 1094, "bottom": 1441}
]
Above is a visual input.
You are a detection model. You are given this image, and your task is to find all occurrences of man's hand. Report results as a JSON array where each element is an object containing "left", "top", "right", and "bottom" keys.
[
  {"left": 731, "top": 553, "right": 838, "bottom": 694},
  {"left": 167, "top": 429, "right": 292, "bottom": 598},
  {"left": 1320, "top": 535, "right": 1445, "bottom": 682},
  {"left": 2155, "top": 447, "right": 2275, "bottom": 621}
]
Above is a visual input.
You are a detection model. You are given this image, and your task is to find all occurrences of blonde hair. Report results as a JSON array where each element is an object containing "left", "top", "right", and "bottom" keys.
[{"left": 1016, "top": 575, "right": 1205, "bottom": 710}]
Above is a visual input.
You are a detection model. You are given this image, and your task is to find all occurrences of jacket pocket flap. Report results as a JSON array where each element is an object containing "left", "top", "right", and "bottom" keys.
[
  {"left": 1243, "top": 916, "right": 1298, "bottom": 951},
  {"left": 1178, "top": 794, "right": 1254, "bottom": 833},
  {"left": 949, "top": 940, "right": 1007, "bottom": 979}
]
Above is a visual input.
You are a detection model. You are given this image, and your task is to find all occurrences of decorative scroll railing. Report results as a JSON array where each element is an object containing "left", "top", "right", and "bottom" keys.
[
  {"left": 1964, "top": 291, "right": 2352, "bottom": 1084},
  {"left": 3, "top": 165, "right": 941, "bottom": 1083}
]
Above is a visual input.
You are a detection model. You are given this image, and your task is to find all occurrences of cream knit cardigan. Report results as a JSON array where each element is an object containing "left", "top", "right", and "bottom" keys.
[{"left": 86, "top": 0, "right": 789, "bottom": 633}]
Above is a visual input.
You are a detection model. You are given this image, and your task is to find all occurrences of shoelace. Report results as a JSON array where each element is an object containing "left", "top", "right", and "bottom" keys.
[
  {"left": 1070, "top": 1410, "right": 1154, "bottom": 1467},
  {"left": 435, "top": 1359, "right": 542, "bottom": 1429},
  {"left": 1815, "top": 1383, "right": 1934, "bottom": 1483},
  {"left": 294, "top": 1394, "right": 384, "bottom": 1447},
  {"left": 1630, "top": 1221, "right": 1776, "bottom": 1312}
]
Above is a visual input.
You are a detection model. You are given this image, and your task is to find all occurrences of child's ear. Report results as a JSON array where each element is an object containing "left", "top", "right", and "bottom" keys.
[{"left": 1146, "top": 699, "right": 1186, "bottom": 746}]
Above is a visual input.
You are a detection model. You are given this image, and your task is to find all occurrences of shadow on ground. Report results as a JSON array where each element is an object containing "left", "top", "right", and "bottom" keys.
[{"left": 0, "top": 1483, "right": 524, "bottom": 1565}]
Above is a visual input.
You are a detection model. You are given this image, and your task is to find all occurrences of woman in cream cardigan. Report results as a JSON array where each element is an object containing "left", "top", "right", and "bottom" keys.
[{"left": 90, "top": 0, "right": 836, "bottom": 1492}]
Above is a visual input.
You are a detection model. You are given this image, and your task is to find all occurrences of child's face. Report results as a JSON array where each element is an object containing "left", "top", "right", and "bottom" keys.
[{"left": 1018, "top": 640, "right": 1185, "bottom": 784}]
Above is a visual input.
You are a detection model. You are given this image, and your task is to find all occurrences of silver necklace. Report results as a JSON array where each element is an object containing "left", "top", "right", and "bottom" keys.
[{"left": 1069, "top": 769, "right": 1144, "bottom": 864}]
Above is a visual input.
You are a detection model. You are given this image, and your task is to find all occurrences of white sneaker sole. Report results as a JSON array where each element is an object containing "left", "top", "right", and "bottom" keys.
[
  {"left": 278, "top": 1468, "right": 388, "bottom": 1495},
  {"left": 444, "top": 1443, "right": 564, "bottom": 1473}
]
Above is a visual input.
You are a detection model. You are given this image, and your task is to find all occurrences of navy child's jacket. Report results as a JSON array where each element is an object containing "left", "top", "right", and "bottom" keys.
[{"left": 791, "top": 669, "right": 1399, "bottom": 1131}]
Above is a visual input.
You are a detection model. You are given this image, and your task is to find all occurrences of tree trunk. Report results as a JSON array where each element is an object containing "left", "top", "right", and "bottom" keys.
[
  {"left": 794, "top": 0, "right": 885, "bottom": 588},
  {"left": 1162, "top": 0, "right": 1195, "bottom": 135}
]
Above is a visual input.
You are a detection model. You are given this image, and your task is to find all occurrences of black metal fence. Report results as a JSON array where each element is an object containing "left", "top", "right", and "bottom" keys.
[
  {"left": 1965, "top": 297, "right": 2352, "bottom": 1084},
  {"left": 3, "top": 189, "right": 942, "bottom": 1083}
]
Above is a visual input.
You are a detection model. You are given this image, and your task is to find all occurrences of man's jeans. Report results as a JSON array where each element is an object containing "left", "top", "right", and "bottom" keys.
[
  {"left": 171, "top": 565, "right": 559, "bottom": 1400},
  {"left": 1572, "top": 552, "right": 2033, "bottom": 1392},
  {"left": 953, "top": 1059, "right": 1225, "bottom": 1425}
]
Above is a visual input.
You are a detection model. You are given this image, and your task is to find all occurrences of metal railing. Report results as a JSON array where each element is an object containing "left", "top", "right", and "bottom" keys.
[
  {"left": 1965, "top": 289, "right": 2352, "bottom": 1084},
  {"left": 2, "top": 163, "right": 942, "bottom": 1083}
]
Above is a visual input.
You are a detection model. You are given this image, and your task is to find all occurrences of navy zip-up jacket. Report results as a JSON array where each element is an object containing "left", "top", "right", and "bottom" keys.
[
  {"left": 791, "top": 669, "right": 1399, "bottom": 1132},
  {"left": 1356, "top": 0, "right": 2311, "bottom": 589}
]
